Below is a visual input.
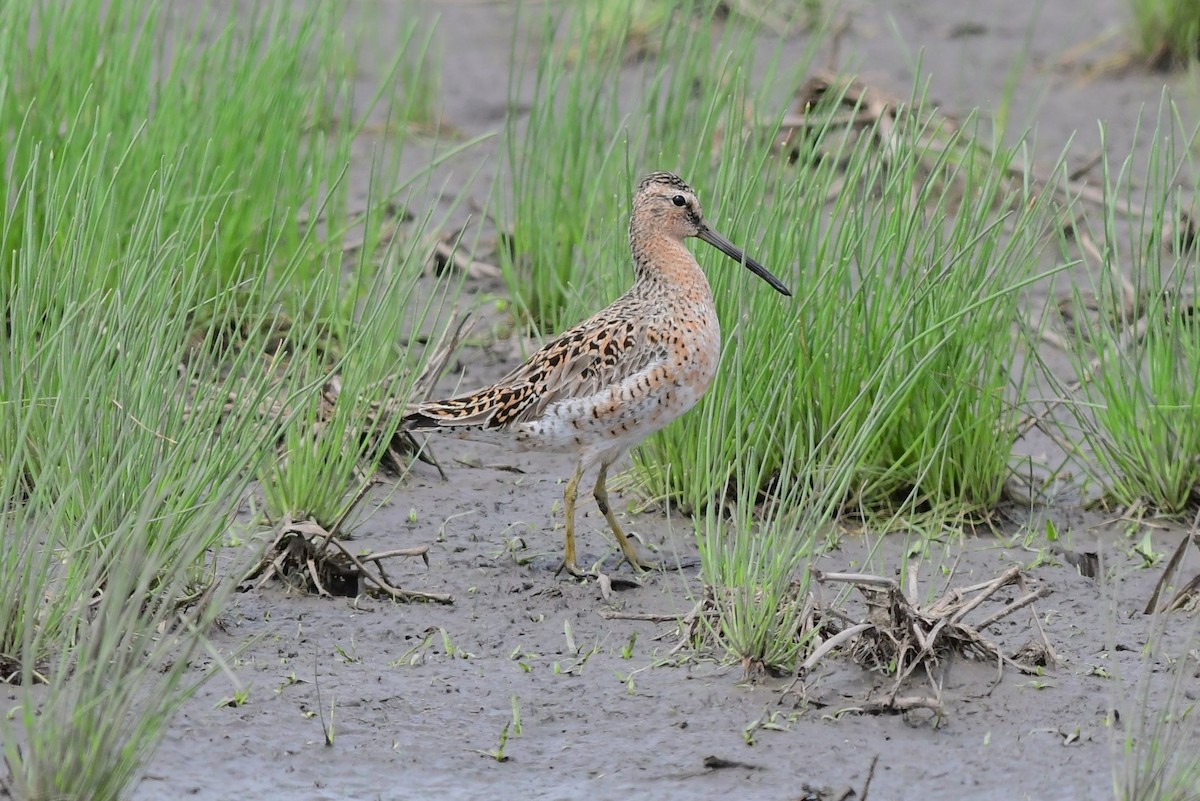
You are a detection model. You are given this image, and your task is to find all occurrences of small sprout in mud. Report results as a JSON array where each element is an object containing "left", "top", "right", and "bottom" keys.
[
  {"left": 509, "top": 646, "right": 539, "bottom": 669},
  {"left": 468, "top": 586, "right": 477, "bottom": 594},
  {"left": 563, "top": 620, "right": 578, "bottom": 654},
  {"left": 1087, "top": 665, "right": 1112, "bottom": 679},
  {"left": 742, "top": 710, "right": 795, "bottom": 744},
  {"left": 334, "top": 642, "right": 359, "bottom": 664},
  {"left": 276, "top": 672, "right": 302, "bottom": 694},
  {"left": 392, "top": 630, "right": 436, "bottom": 667},
  {"left": 322, "top": 696, "right": 335, "bottom": 746},
  {"left": 620, "top": 631, "right": 637, "bottom": 659},
  {"left": 499, "top": 533, "right": 533, "bottom": 565},
  {"left": 1023, "top": 548, "right": 1057, "bottom": 570},
  {"left": 480, "top": 722, "right": 511, "bottom": 762},
  {"left": 302, "top": 709, "right": 317, "bottom": 720},
  {"left": 408, "top": 508, "right": 418, "bottom": 523},
  {"left": 215, "top": 686, "right": 251, "bottom": 708},
  {"left": 439, "top": 510, "right": 476, "bottom": 542},
  {"left": 1045, "top": 519, "right": 1060, "bottom": 542},
  {"left": 1132, "top": 531, "right": 1163, "bottom": 568},
  {"left": 983, "top": 731, "right": 991, "bottom": 746},
  {"left": 440, "top": 628, "right": 476, "bottom": 659},
  {"left": 510, "top": 695, "right": 523, "bottom": 736},
  {"left": 1022, "top": 679, "right": 1053, "bottom": 690},
  {"left": 554, "top": 643, "right": 600, "bottom": 676},
  {"left": 501, "top": 534, "right": 530, "bottom": 565}
]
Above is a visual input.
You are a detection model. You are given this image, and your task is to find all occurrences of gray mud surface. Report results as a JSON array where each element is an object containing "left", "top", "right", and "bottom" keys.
[{"left": 67, "top": 1, "right": 1200, "bottom": 798}]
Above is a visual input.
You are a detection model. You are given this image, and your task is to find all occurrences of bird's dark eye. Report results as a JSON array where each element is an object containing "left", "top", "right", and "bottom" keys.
[{"left": 672, "top": 195, "right": 687, "bottom": 207}]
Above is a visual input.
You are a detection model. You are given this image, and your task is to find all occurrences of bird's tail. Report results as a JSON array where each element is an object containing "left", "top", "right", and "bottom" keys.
[{"left": 402, "top": 388, "right": 511, "bottom": 432}]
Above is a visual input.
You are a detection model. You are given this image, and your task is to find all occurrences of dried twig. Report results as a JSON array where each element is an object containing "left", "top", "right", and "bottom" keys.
[
  {"left": 247, "top": 516, "right": 450, "bottom": 604},
  {"left": 798, "top": 565, "right": 1050, "bottom": 715},
  {"left": 598, "top": 610, "right": 688, "bottom": 622},
  {"left": 1145, "top": 528, "right": 1200, "bottom": 614},
  {"left": 428, "top": 234, "right": 502, "bottom": 280}
]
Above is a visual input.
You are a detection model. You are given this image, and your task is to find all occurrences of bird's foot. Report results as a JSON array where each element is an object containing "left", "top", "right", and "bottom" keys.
[
  {"left": 555, "top": 559, "right": 596, "bottom": 579},
  {"left": 623, "top": 554, "right": 660, "bottom": 574}
]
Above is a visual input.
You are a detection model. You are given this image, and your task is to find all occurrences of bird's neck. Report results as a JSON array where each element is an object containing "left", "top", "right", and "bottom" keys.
[{"left": 630, "top": 234, "right": 712, "bottom": 304}]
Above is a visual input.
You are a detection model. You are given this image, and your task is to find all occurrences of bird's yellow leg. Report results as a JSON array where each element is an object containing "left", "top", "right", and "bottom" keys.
[
  {"left": 556, "top": 462, "right": 591, "bottom": 577},
  {"left": 593, "top": 463, "right": 654, "bottom": 573}
]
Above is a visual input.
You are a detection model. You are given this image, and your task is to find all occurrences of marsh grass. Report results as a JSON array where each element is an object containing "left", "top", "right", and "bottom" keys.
[
  {"left": 0, "top": 159, "right": 319, "bottom": 796},
  {"left": 0, "top": 136, "right": 363, "bottom": 799},
  {"left": 514, "top": 11, "right": 1066, "bottom": 522},
  {"left": 500, "top": 0, "right": 782, "bottom": 332},
  {"left": 1112, "top": 590, "right": 1200, "bottom": 801},
  {"left": 1117, "top": 655, "right": 1200, "bottom": 801},
  {"left": 0, "top": 0, "right": 456, "bottom": 796},
  {"left": 0, "top": 0, "right": 436, "bottom": 328},
  {"left": 626, "top": 99, "right": 1068, "bottom": 524},
  {"left": 499, "top": 4, "right": 628, "bottom": 330},
  {"left": 1, "top": 498, "right": 248, "bottom": 801},
  {"left": 502, "top": 10, "right": 1072, "bottom": 667},
  {"left": 260, "top": 192, "right": 466, "bottom": 531},
  {"left": 1129, "top": 0, "right": 1200, "bottom": 67},
  {"left": 1046, "top": 100, "right": 1200, "bottom": 514}
]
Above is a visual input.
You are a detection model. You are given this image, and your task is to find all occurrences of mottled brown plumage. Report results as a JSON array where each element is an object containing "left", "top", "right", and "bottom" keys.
[{"left": 405, "top": 172, "right": 791, "bottom": 576}]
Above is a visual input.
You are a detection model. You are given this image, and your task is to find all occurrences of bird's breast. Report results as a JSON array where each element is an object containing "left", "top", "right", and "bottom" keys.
[{"left": 670, "top": 302, "right": 721, "bottom": 398}]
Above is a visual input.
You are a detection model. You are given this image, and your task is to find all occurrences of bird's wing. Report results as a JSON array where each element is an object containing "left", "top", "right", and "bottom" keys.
[{"left": 405, "top": 303, "right": 667, "bottom": 431}]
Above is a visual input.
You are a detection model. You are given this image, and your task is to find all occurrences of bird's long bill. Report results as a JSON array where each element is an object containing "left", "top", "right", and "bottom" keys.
[{"left": 697, "top": 226, "right": 791, "bottom": 297}]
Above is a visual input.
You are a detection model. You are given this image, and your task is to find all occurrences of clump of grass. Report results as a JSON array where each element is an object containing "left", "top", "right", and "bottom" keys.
[
  {"left": 0, "top": 148, "right": 318, "bottom": 797},
  {"left": 499, "top": 5, "right": 628, "bottom": 331},
  {"left": 0, "top": 0, "right": 435, "bottom": 332},
  {"left": 1129, "top": 0, "right": 1200, "bottom": 68},
  {"left": 1045, "top": 99, "right": 1200, "bottom": 515},
  {"left": 694, "top": 425, "right": 831, "bottom": 675},
  {"left": 260, "top": 190, "right": 465, "bottom": 533},
  {"left": 1, "top": 491, "right": 249, "bottom": 801},
  {"left": 1117, "top": 678, "right": 1200, "bottom": 801},
  {"left": 0, "top": 0, "right": 459, "bottom": 796},
  {"left": 0, "top": 141, "right": 299, "bottom": 601}
]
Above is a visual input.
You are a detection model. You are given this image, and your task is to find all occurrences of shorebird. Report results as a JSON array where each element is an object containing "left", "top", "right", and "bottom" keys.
[{"left": 404, "top": 171, "right": 791, "bottom": 577}]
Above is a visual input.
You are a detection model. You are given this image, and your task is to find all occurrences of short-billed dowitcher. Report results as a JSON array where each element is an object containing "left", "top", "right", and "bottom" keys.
[{"left": 404, "top": 171, "right": 790, "bottom": 577}]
